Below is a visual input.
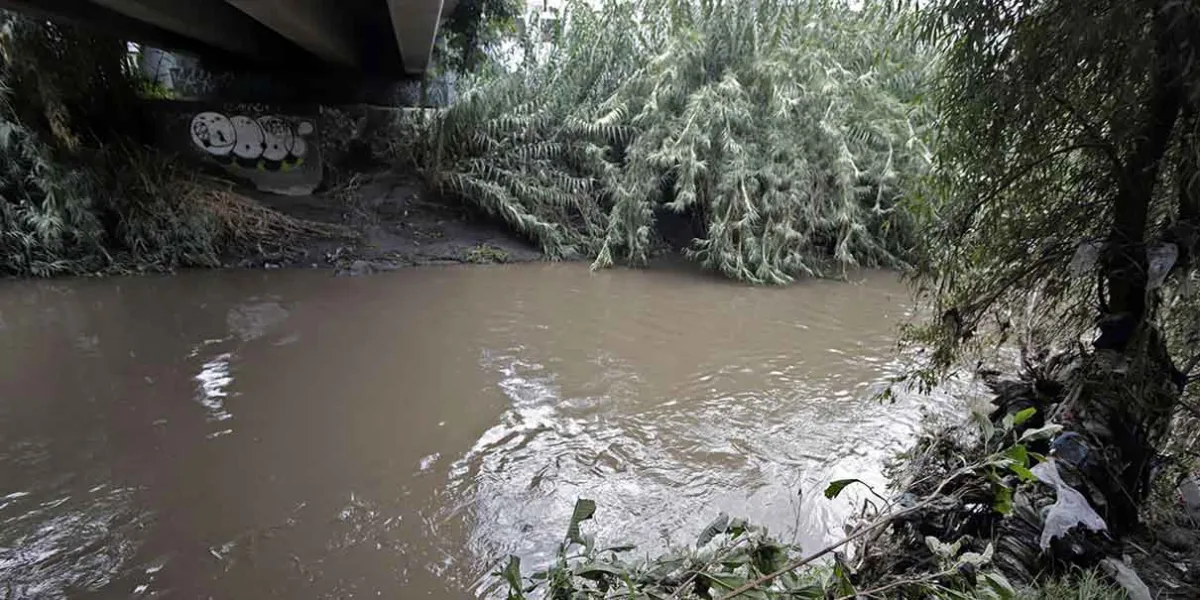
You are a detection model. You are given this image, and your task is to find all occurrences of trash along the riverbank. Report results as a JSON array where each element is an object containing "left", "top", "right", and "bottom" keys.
[{"left": 497, "top": 358, "right": 1200, "bottom": 599}]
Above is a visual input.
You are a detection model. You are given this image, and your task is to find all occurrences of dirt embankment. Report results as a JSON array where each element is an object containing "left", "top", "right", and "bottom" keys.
[{"left": 229, "top": 172, "right": 543, "bottom": 275}]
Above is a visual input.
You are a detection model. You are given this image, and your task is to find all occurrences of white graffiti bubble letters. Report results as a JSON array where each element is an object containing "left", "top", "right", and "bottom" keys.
[
  {"left": 190, "top": 112, "right": 315, "bottom": 166},
  {"left": 257, "top": 116, "right": 295, "bottom": 162},
  {"left": 290, "top": 137, "right": 308, "bottom": 159},
  {"left": 290, "top": 122, "right": 313, "bottom": 158},
  {"left": 230, "top": 115, "right": 266, "bottom": 160},
  {"left": 291, "top": 121, "right": 313, "bottom": 158},
  {"left": 190, "top": 112, "right": 236, "bottom": 156}
]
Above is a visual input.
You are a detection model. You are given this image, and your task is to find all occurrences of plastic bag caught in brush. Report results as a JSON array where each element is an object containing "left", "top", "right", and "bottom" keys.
[{"left": 1030, "top": 458, "right": 1108, "bottom": 549}]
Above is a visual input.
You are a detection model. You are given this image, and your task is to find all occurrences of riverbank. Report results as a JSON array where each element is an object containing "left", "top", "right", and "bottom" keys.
[
  {"left": 227, "top": 172, "right": 545, "bottom": 276},
  {"left": 505, "top": 408, "right": 1200, "bottom": 599}
]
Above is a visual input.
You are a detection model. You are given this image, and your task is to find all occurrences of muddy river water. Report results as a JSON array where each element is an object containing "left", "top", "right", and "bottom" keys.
[{"left": 0, "top": 263, "right": 967, "bottom": 598}]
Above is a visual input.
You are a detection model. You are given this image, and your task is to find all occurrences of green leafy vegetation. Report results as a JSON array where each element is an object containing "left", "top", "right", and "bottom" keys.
[
  {"left": 1021, "top": 571, "right": 1127, "bottom": 600},
  {"left": 0, "top": 13, "right": 136, "bottom": 276},
  {"left": 436, "top": 0, "right": 523, "bottom": 73},
  {"left": 884, "top": 0, "right": 1200, "bottom": 596},
  {"left": 499, "top": 485, "right": 1124, "bottom": 599},
  {"left": 905, "top": 0, "right": 1200, "bottom": 381},
  {"left": 900, "top": 0, "right": 1200, "bottom": 531},
  {"left": 0, "top": 12, "right": 340, "bottom": 277},
  {"left": 414, "top": 0, "right": 934, "bottom": 283}
]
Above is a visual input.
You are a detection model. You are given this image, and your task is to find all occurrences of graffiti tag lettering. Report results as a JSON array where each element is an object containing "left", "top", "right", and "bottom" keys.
[{"left": 190, "top": 112, "right": 315, "bottom": 172}]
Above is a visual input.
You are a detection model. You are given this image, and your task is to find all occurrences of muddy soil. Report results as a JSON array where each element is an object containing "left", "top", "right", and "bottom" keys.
[
  {"left": 1126, "top": 495, "right": 1200, "bottom": 597},
  {"left": 229, "top": 172, "right": 544, "bottom": 275}
]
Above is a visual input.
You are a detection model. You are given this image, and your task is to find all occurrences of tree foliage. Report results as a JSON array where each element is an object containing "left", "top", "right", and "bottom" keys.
[
  {"left": 0, "top": 13, "right": 141, "bottom": 276},
  {"left": 436, "top": 0, "right": 523, "bottom": 73},
  {"left": 0, "top": 12, "right": 143, "bottom": 148},
  {"left": 908, "top": 0, "right": 1200, "bottom": 377},
  {"left": 416, "top": 0, "right": 935, "bottom": 283},
  {"left": 905, "top": 0, "right": 1200, "bottom": 533}
]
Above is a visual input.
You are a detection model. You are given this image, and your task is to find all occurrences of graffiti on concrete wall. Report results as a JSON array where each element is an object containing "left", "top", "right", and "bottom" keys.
[{"left": 190, "top": 112, "right": 315, "bottom": 172}]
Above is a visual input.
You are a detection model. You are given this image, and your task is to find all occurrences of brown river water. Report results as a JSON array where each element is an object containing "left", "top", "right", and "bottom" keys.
[{"left": 0, "top": 263, "right": 969, "bottom": 599}]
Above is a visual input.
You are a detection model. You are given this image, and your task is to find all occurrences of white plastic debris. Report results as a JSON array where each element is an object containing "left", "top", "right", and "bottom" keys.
[
  {"left": 1069, "top": 241, "right": 1103, "bottom": 276},
  {"left": 1030, "top": 458, "right": 1108, "bottom": 549},
  {"left": 1179, "top": 474, "right": 1200, "bottom": 523},
  {"left": 1100, "top": 558, "right": 1152, "bottom": 600},
  {"left": 1147, "top": 243, "right": 1178, "bottom": 290}
]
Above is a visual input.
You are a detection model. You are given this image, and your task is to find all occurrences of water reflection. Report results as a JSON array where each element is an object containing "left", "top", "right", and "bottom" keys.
[
  {"left": 195, "top": 352, "right": 235, "bottom": 428},
  {"left": 0, "top": 265, "right": 970, "bottom": 598},
  {"left": 0, "top": 484, "right": 148, "bottom": 598},
  {"left": 449, "top": 343, "right": 948, "bottom": 580}
]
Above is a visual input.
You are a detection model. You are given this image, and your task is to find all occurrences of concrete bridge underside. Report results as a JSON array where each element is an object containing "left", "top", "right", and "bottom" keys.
[{"left": 0, "top": 0, "right": 455, "bottom": 77}]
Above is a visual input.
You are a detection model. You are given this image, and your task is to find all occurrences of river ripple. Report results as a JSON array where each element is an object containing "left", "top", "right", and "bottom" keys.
[{"left": 0, "top": 264, "right": 970, "bottom": 598}]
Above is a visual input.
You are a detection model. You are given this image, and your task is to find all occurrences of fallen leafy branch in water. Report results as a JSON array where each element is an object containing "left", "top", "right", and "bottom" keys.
[
  {"left": 498, "top": 499, "right": 825, "bottom": 599},
  {"left": 497, "top": 393, "right": 1143, "bottom": 599}
]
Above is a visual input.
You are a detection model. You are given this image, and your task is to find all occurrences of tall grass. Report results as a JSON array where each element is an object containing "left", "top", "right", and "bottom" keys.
[
  {"left": 414, "top": 0, "right": 935, "bottom": 283},
  {"left": 0, "top": 12, "right": 338, "bottom": 277}
]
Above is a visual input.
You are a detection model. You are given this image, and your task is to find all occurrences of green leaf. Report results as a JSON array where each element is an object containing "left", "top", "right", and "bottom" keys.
[
  {"left": 727, "top": 516, "right": 748, "bottom": 537},
  {"left": 824, "top": 478, "right": 866, "bottom": 499},
  {"left": 981, "top": 571, "right": 1016, "bottom": 599},
  {"left": 833, "top": 556, "right": 857, "bottom": 596},
  {"left": 1009, "top": 463, "right": 1035, "bottom": 483},
  {"left": 992, "top": 485, "right": 1013, "bottom": 515},
  {"left": 1018, "top": 423, "right": 1062, "bottom": 443},
  {"left": 1003, "top": 444, "right": 1028, "bottom": 468},
  {"left": 972, "top": 410, "right": 996, "bottom": 442},
  {"left": 566, "top": 498, "right": 597, "bottom": 545},
  {"left": 700, "top": 572, "right": 746, "bottom": 590},
  {"left": 721, "top": 551, "right": 752, "bottom": 568},
  {"left": 731, "top": 588, "right": 771, "bottom": 600},
  {"left": 1012, "top": 407, "right": 1037, "bottom": 426},
  {"left": 574, "top": 561, "right": 625, "bottom": 580},
  {"left": 500, "top": 555, "right": 523, "bottom": 597},
  {"left": 751, "top": 541, "right": 788, "bottom": 573}
]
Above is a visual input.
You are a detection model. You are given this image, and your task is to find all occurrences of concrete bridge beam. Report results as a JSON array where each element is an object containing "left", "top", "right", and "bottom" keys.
[
  {"left": 388, "top": 0, "right": 446, "bottom": 75},
  {"left": 0, "top": 0, "right": 292, "bottom": 66},
  {"left": 225, "top": 0, "right": 360, "bottom": 69},
  {"left": 91, "top": 0, "right": 271, "bottom": 58},
  {"left": 1, "top": 0, "right": 454, "bottom": 76}
]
